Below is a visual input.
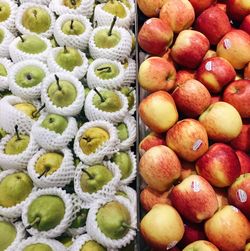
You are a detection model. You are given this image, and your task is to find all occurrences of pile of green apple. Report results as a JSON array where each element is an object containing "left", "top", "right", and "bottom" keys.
[{"left": 0, "top": 0, "right": 137, "bottom": 250}]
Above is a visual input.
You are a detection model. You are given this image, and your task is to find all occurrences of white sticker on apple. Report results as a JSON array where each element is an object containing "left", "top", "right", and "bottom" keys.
[
  {"left": 191, "top": 180, "right": 200, "bottom": 192},
  {"left": 205, "top": 61, "right": 213, "bottom": 71},
  {"left": 223, "top": 39, "right": 231, "bottom": 49},
  {"left": 166, "top": 241, "right": 178, "bottom": 250},
  {"left": 192, "top": 139, "right": 203, "bottom": 151},
  {"left": 237, "top": 189, "right": 247, "bottom": 203}
]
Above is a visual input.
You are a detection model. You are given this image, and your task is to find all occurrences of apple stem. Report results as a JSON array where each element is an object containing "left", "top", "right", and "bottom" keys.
[
  {"left": 93, "top": 88, "right": 105, "bottom": 102},
  {"left": 71, "top": 0, "right": 76, "bottom": 6},
  {"left": 32, "top": 104, "right": 46, "bottom": 118},
  {"left": 96, "top": 66, "right": 112, "bottom": 73},
  {"left": 127, "top": 87, "right": 135, "bottom": 95},
  {"left": 19, "top": 35, "right": 24, "bottom": 43},
  {"left": 26, "top": 217, "right": 40, "bottom": 230},
  {"left": 37, "top": 165, "right": 50, "bottom": 179},
  {"left": 64, "top": 45, "right": 68, "bottom": 53},
  {"left": 54, "top": 75, "right": 62, "bottom": 91},
  {"left": 108, "top": 16, "right": 117, "bottom": 36},
  {"left": 70, "top": 20, "right": 74, "bottom": 29},
  {"left": 122, "top": 222, "right": 138, "bottom": 232},
  {"left": 14, "top": 125, "right": 21, "bottom": 141},
  {"left": 82, "top": 168, "right": 94, "bottom": 179}
]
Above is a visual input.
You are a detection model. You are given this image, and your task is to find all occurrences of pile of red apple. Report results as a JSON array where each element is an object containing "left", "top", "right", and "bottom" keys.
[{"left": 137, "top": 0, "right": 250, "bottom": 250}]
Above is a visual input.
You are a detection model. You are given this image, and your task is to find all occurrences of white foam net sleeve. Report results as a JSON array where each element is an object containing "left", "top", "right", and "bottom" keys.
[
  {"left": 49, "top": 0, "right": 95, "bottom": 19},
  {"left": 31, "top": 113, "right": 78, "bottom": 151},
  {"left": 47, "top": 47, "right": 88, "bottom": 80},
  {"left": 8, "top": 59, "right": 49, "bottom": 100},
  {"left": 18, "top": 236, "right": 67, "bottom": 251},
  {"left": 0, "top": 170, "right": 36, "bottom": 218},
  {"left": 0, "top": 58, "right": 13, "bottom": 91},
  {"left": 123, "top": 58, "right": 136, "bottom": 86},
  {"left": 74, "top": 161, "right": 121, "bottom": 205},
  {"left": 27, "top": 147, "right": 75, "bottom": 188},
  {"left": 0, "top": 95, "right": 42, "bottom": 134},
  {"left": 0, "top": 25, "right": 15, "bottom": 58},
  {"left": 21, "top": 187, "right": 75, "bottom": 238},
  {"left": 73, "top": 120, "right": 120, "bottom": 165},
  {"left": 84, "top": 88, "right": 129, "bottom": 124},
  {"left": 88, "top": 26, "right": 132, "bottom": 61},
  {"left": 69, "top": 234, "right": 92, "bottom": 251},
  {"left": 116, "top": 185, "right": 137, "bottom": 211},
  {"left": 20, "top": 0, "right": 51, "bottom": 5},
  {"left": 86, "top": 196, "right": 137, "bottom": 249},
  {"left": 87, "top": 58, "right": 125, "bottom": 90},
  {"left": 7, "top": 221, "right": 26, "bottom": 251},
  {"left": 41, "top": 72, "right": 85, "bottom": 116},
  {"left": 9, "top": 35, "right": 52, "bottom": 63},
  {"left": 94, "top": 3, "right": 132, "bottom": 29},
  {"left": 54, "top": 14, "right": 92, "bottom": 51},
  {"left": 15, "top": 3, "right": 56, "bottom": 38}
]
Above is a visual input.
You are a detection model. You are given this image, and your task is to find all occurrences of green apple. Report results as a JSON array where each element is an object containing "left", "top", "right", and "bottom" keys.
[
  {"left": 0, "top": 28, "right": 4, "bottom": 43},
  {"left": 80, "top": 164, "right": 113, "bottom": 193},
  {"left": 116, "top": 123, "right": 128, "bottom": 141},
  {"left": 80, "top": 241, "right": 106, "bottom": 251},
  {"left": 47, "top": 75, "right": 77, "bottom": 108},
  {"left": 93, "top": 89, "right": 122, "bottom": 112},
  {"left": 70, "top": 208, "right": 89, "bottom": 228},
  {"left": 120, "top": 87, "right": 134, "bottom": 110},
  {"left": 17, "top": 35, "right": 47, "bottom": 54},
  {"left": 0, "top": 128, "right": 7, "bottom": 140},
  {"left": 62, "top": 19, "right": 85, "bottom": 35},
  {"left": 0, "top": 1, "right": 10, "bottom": 22},
  {"left": 63, "top": 0, "right": 82, "bottom": 9},
  {"left": 56, "top": 235, "right": 73, "bottom": 248},
  {"left": 111, "top": 152, "right": 132, "bottom": 180},
  {"left": 55, "top": 46, "right": 83, "bottom": 71},
  {"left": 0, "top": 63, "right": 7, "bottom": 76},
  {"left": 102, "top": 0, "right": 126, "bottom": 18},
  {"left": 35, "top": 152, "right": 64, "bottom": 178},
  {"left": 79, "top": 127, "right": 109, "bottom": 155},
  {"left": 15, "top": 65, "right": 45, "bottom": 88},
  {"left": 22, "top": 7, "right": 51, "bottom": 33},
  {"left": 94, "top": 16, "right": 120, "bottom": 49},
  {"left": 41, "top": 114, "right": 68, "bottom": 134},
  {"left": 0, "top": 171, "right": 33, "bottom": 207},
  {"left": 0, "top": 221, "right": 16, "bottom": 251},
  {"left": 23, "top": 243, "right": 53, "bottom": 251},
  {"left": 96, "top": 201, "right": 131, "bottom": 239},
  {"left": 94, "top": 63, "right": 119, "bottom": 80},
  {"left": 27, "top": 195, "right": 65, "bottom": 231}
]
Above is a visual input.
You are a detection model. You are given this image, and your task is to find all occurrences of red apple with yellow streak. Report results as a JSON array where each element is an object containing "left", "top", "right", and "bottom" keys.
[
  {"left": 236, "top": 150, "right": 250, "bottom": 174},
  {"left": 227, "top": 0, "right": 250, "bottom": 22},
  {"left": 175, "top": 70, "right": 195, "bottom": 86},
  {"left": 183, "top": 240, "right": 219, "bottom": 251},
  {"left": 137, "top": 0, "right": 166, "bottom": 17},
  {"left": 240, "top": 15, "right": 250, "bottom": 35},
  {"left": 188, "top": 0, "right": 215, "bottom": 15},
  {"left": 244, "top": 62, "right": 250, "bottom": 79},
  {"left": 203, "top": 50, "right": 217, "bottom": 60}
]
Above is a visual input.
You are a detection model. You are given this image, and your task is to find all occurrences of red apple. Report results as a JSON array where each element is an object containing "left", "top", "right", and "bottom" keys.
[
  {"left": 139, "top": 132, "right": 166, "bottom": 156},
  {"left": 138, "top": 57, "right": 176, "bottom": 92},
  {"left": 199, "top": 102, "right": 243, "bottom": 142},
  {"left": 183, "top": 240, "right": 219, "bottom": 251},
  {"left": 223, "top": 79, "right": 250, "bottom": 118},
  {"left": 161, "top": 48, "right": 175, "bottom": 66},
  {"left": 244, "top": 62, "right": 250, "bottom": 79},
  {"left": 196, "top": 143, "right": 241, "bottom": 187},
  {"left": 188, "top": 0, "right": 216, "bottom": 15},
  {"left": 195, "top": 6, "right": 231, "bottom": 45},
  {"left": 140, "top": 204, "right": 185, "bottom": 251},
  {"left": 228, "top": 173, "right": 250, "bottom": 218},
  {"left": 227, "top": 0, "right": 250, "bottom": 22},
  {"left": 172, "top": 79, "right": 211, "bottom": 118},
  {"left": 139, "top": 91, "right": 178, "bottom": 133},
  {"left": 230, "top": 123, "right": 250, "bottom": 152},
  {"left": 140, "top": 186, "right": 172, "bottom": 211},
  {"left": 166, "top": 119, "right": 209, "bottom": 162},
  {"left": 210, "top": 96, "right": 221, "bottom": 104},
  {"left": 179, "top": 160, "right": 197, "bottom": 182},
  {"left": 159, "top": 0, "right": 195, "bottom": 33},
  {"left": 137, "top": 0, "right": 165, "bottom": 17},
  {"left": 240, "top": 15, "right": 250, "bottom": 35},
  {"left": 171, "top": 30, "right": 210, "bottom": 69},
  {"left": 139, "top": 145, "right": 181, "bottom": 192},
  {"left": 216, "top": 3, "right": 227, "bottom": 12},
  {"left": 214, "top": 187, "right": 229, "bottom": 208},
  {"left": 138, "top": 18, "right": 173, "bottom": 55},
  {"left": 176, "top": 70, "right": 196, "bottom": 86},
  {"left": 196, "top": 57, "right": 236, "bottom": 94},
  {"left": 217, "top": 30, "right": 250, "bottom": 70},
  {"left": 203, "top": 50, "right": 217, "bottom": 60},
  {"left": 236, "top": 150, "right": 250, "bottom": 174},
  {"left": 170, "top": 175, "right": 218, "bottom": 223},
  {"left": 205, "top": 205, "right": 250, "bottom": 251}
]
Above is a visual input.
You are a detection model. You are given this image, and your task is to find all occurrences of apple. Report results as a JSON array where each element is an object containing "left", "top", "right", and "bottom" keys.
[
  {"left": 166, "top": 119, "right": 209, "bottom": 162},
  {"left": 139, "top": 145, "right": 181, "bottom": 192},
  {"left": 203, "top": 50, "right": 217, "bottom": 60},
  {"left": 210, "top": 96, "right": 221, "bottom": 104},
  {"left": 140, "top": 204, "right": 185, "bottom": 251},
  {"left": 188, "top": 0, "right": 215, "bottom": 15},
  {"left": 179, "top": 160, "right": 197, "bottom": 182},
  {"left": 183, "top": 240, "right": 219, "bottom": 251},
  {"left": 222, "top": 79, "right": 250, "bottom": 118},
  {"left": 139, "top": 132, "right": 166, "bottom": 156},
  {"left": 140, "top": 186, "right": 172, "bottom": 211},
  {"left": 227, "top": 0, "right": 250, "bottom": 22},
  {"left": 230, "top": 123, "right": 250, "bottom": 152},
  {"left": 175, "top": 70, "right": 195, "bottom": 86},
  {"left": 240, "top": 15, "right": 250, "bottom": 35},
  {"left": 214, "top": 188, "right": 229, "bottom": 208},
  {"left": 172, "top": 79, "right": 211, "bottom": 118},
  {"left": 170, "top": 175, "right": 218, "bottom": 223},
  {"left": 137, "top": 0, "right": 166, "bottom": 17},
  {"left": 196, "top": 57, "right": 236, "bottom": 94},
  {"left": 138, "top": 57, "right": 176, "bottom": 92},
  {"left": 138, "top": 18, "right": 173, "bottom": 56},
  {"left": 205, "top": 205, "right": 250, "bottom": 251},
  {"left": 195, "top": 6, "right": 231, "bottom": 45},
  {"left": 199, "top": 102, "right": 242, "bottom": 142},
  {"left": 171, "top": 30, "right": 210, "bottom": 69},
  {"left": 139, "top": 91, "right": 178, "bottom": 133},
  {"left": 216, "top": 2, "right": 227, "bottom": 12},
  {"left": 159, "top": 0, "right": 195, "bottom": 33},
  {"left": 244, "top": 62, "right": 250, "bottom": 79},
  {"left": 245, "top": 243, "right": 250, "bottom": 251},
  {"left": 160, "top": 48, "right": 175, "bottom": 66},
  {"left": 228, "top": 173, "right": 250, "bottom": 218},
  {"left": 196, "top": 143, "right": 241, "bottom": 187},
  {"left": 216, "top": 30, "right": 250, "bottom": 70},
  {"left": 236, "top": 150, "right": 250, "bottom": 174}
]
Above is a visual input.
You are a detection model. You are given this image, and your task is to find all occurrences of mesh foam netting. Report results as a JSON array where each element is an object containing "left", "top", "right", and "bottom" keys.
[
  {"left": 0, "top": 25, "right": 15, "bottom": 58},
  {"left": 20, "top": 0, "right": 51, "bottom": 5},
  {"left": 115, "top": 185, "right": 137, "bottom": 211},
  {"left": 0, "top": 58, "right": 13, "bottom": 91},
  {"left": 122, "top": 58, "right": 136, "bottom": 86}
]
